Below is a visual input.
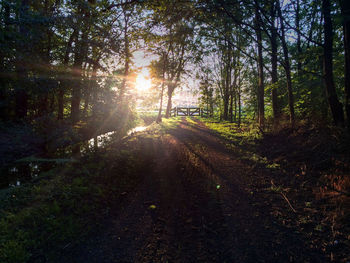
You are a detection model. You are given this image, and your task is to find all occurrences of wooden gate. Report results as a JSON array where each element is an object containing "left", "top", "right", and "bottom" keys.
[{"left": 169, "top": 107, "right": 205, "bottom": 117}]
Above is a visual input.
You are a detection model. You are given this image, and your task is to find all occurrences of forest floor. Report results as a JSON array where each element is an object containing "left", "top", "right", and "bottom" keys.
[{"left": 57, "top": 117, "right": 349, "bottom": 262}]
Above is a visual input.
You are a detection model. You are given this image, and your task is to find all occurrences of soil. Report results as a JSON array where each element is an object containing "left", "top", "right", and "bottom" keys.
[{"left": 58, "top": 118, "right": 334, "bottom": 262}]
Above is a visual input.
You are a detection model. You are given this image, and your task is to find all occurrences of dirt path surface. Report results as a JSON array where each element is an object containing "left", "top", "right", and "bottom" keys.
[{"left": 61, "top": 119, "right": 325, "bottom": 262}]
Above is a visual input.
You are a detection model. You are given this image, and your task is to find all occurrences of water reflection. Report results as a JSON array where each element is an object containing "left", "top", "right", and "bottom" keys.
[
  {"left": 127, "top": 126, "right": 147, "bottom": 135},
  {"left": 86, "top": 126, "right": 147, "bottom": 150},
  {"left": 1, "top": 161, "right": 54, "bottom": 189},
  {"left": 88, "top": 131, "right": 115, "bottom": 148},
  {"left": 0, "top": 126, "right": 148, "bottom": 189}
]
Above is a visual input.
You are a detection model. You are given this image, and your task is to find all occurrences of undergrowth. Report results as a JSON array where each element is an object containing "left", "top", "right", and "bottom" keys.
[
  {"left": 0, "top": 118, "right": 181, "bottom": 263},
  {"left": 0, "top": 137, "right": 153, "bottom": 263},
  {"left": 196, "top": 117, "right": 350, "bottom": 261}
]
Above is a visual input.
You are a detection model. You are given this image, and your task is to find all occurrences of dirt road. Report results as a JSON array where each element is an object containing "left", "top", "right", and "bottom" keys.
[{"left": 61, "top": 119, "right": 325, "bottom": 262}]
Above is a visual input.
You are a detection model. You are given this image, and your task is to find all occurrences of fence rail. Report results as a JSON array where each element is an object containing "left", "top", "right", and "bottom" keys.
[{"left": 169, "top": 107, "right": 209, "bottom": 117}]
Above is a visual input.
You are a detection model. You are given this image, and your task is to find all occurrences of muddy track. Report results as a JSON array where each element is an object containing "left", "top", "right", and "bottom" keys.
[{"left": 60, "top": 119, "right": 325, "bottom": 262}]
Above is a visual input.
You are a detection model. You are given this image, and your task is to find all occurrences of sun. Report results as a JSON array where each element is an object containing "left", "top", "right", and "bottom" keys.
[{"left": 135, "top": 70, "right": 151, "bottom": 92}]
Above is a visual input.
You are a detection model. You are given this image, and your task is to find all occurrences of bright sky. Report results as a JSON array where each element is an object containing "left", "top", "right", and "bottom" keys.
[
  {"left": 133, "top": 50, "right": 156, "bottom": 69},
  {"left": 132, "top": 49, "right": 199, "bottom": 106}
]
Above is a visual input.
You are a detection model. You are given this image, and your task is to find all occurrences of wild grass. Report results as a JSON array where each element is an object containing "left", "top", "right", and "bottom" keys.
[{"left": 0, "top": 138, "right": 153, "bottom": 263}]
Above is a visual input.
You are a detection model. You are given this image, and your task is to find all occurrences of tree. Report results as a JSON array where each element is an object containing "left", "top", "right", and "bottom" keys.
[
  {"left": 146, "top": 0, "right": 195, "bottom": 118},
  {"left": 276, "top": 0, "right": 295, "bottom": 125},
  {"left": 322, "top": 0, "right": 344, "bottom": 126},
  {"left": 340, "top": 0, "right": 350, "bottom": 128},
  {"left": 254, "top": 2, "right": 265, "bottom": 128}
]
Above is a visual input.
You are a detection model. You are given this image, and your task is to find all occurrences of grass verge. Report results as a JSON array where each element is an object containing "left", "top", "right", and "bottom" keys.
[{"left": 196, "top": 117, "right": 350, "bottom": 262}]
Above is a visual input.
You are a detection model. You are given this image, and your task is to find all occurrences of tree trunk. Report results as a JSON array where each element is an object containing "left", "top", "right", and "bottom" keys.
[
  {"left": 277, "top": 0, "right": 295, "bottom": 125},
  {"left": 38, "top": 94, "right": 49, "bottom": 116},
  {"left": 71, "top": 47, "right": 83, "bottom": 124},
  {"left": 119, "top": 12, "right": 130, "bottom": 102},
  {"left": 223, "top": 97, "right": 229, "bottom": 121},
  {"left": 322, "top": 0, "right": 344, "bottom": 126},
  {"left": 58, "top": 29, "right": 77, "bottom": 120},
  {"left": 296, "top": 0, "right": 302, "bottom": 75},
  {"left": 157, "top": 54, "right": 168, "bottom": 123},
  {"left": 0, "top": 2, "right": 10, "bottom": 120},
  {"left": 234, "top": 93, "right": 237, "bottom": 122},
  {"left": 340, "top": 0, "right": 350, "bottom": 128},
  {"left": 270, "top": 2, "right": 279, "bottom": 126},
  {"left": 229, "top": 92, "right": 233, "bottom": 122},
  {"left": 15, "top": 89, "right": 28, "bottom": 119},
  {"left": 157, "top": 83, "right": 165, "bottom": 122},
  {"left": 255, "top": 5, "right": 265, "bottom": 128},
  {"left": 165, "top": 87, "right": 174, "bottom": 118},
  {"left": 83, "top": 81, "right": 90, "bottom": 117},
  {"left": 15, "top": 0, "right": 30, "bottom": 120},
  {"left": 38, "top": 20, "right": 52, "bottom": 117},
  {"left": 58, "top": 88, "right": 64, "bottom": 120},
  {"left": 71, "top": 28, "right": 88, "bottom": 123},
  {"left": 71, "top": 2, "right": 91, "bottom": 123},
  {"left": 238, "top": 75, "right": 242, "bottom": 127},
  {"left": 49, "top": 92, "right": 55, "bottom": 113}
]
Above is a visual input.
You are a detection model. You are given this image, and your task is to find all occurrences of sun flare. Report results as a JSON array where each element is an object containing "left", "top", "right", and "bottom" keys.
[{"left": 135, "top": 70, "right": 151, "bottom": 92}]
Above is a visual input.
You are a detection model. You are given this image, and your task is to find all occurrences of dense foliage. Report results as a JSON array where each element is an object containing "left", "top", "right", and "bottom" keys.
[
  {"left": 194, "top": 0, "right": 350, "bottom": 129},
  {"left": 1, "top": 0, "right": 349, "bottom": 134},
  {"left": 0, "top": 0, "right": 140, "bottom": 154}
]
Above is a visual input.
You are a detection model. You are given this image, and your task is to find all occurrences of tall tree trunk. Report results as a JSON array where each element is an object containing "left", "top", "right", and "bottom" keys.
[
  {"left": 223, "top": 97, "right": 229, "bottom": 121},
  {"left": 238, "top": 73, "right": 242, "bottom": 127},
  {"left": 83, "top": 64, "right": 93, "bottom": 117},
  {"left": 234, "top": 93, "right": 237, "bottom": 122},
  {"left": 340, "top": 0, "right": 350, "bottom": 128},
  {"left": 58, "top": 29, "right": 77, "bottom": 120},
  {"left": 277, "top": 0, "right": 295, "bottom": 125},
  {"left": 49, "top": 92, "right": 55, "bottom": 113},
  {"left": 296, "top": 0, "right": 302, "bottom": 75},
  {"left": 119, "top": 12, "right": 130, "bottom": 102},
  {"left": 165, "top": 86, "right": 174, "bottom": 118},
  {"left": 83, "top": 79, "right": 90, "bottom": 117},
  {"left": 157, "top": 82, "right": 165, "bottom": 122},
  {"left": 229, "top": 92, "right": 234, "bottom": 122},
  {"left": 71, "top": 28, "right": 89, "bottom": 123},
  {"left": 71, "top": 34, "right": 83, "bottom": 123},
  {"left": 210, "top": 87, "right": 214, "bottom": 117},
  {"left": 232, "top": 65, "right": 238, "bottom": 123},
  {"left": 71, "top": 2, "right": 91, "bottom": 123},
  {"left": 38, "top": 94, "right": 49, "bottom": 116},
  {"left": 270, "top": 2, "right": 279, "bottom": 126},
  {"left": 255, "top": 5, "right": 265, "bottom": 128},
  {"left": 0, "top": 2, "right": 10, "bottom": 120},
  {"left": 157, "top": 51, "right": 169, "bottom": 122},
  {"left": 223, "top": 56, "right": 231, "bottom": 121},
  {"left": 165, "top": 49, "right": 184, "bottom": 119},
  {"left": 15, "top": 0, "right": 30, "bottom": 119},
  {"left": 38, "top": 19, "right": 52, "bottom": 117},
  {"left": 39, "top": 2, "right": 53, "bottom": 117},
  {"left": 91, "top": 65, "right": 99, "bottom": 121},
  {"left": 322, "top": 0, "right": 344, "bottom": 126},
  {"left": 57, "top": 88, "right": 64, "bottom": 120},
  {"left": 157, "top": 67, "right": 166, "bottom": 122},
  {"left": 15, "top": 89, "right": 28, "bottom": 119}
]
